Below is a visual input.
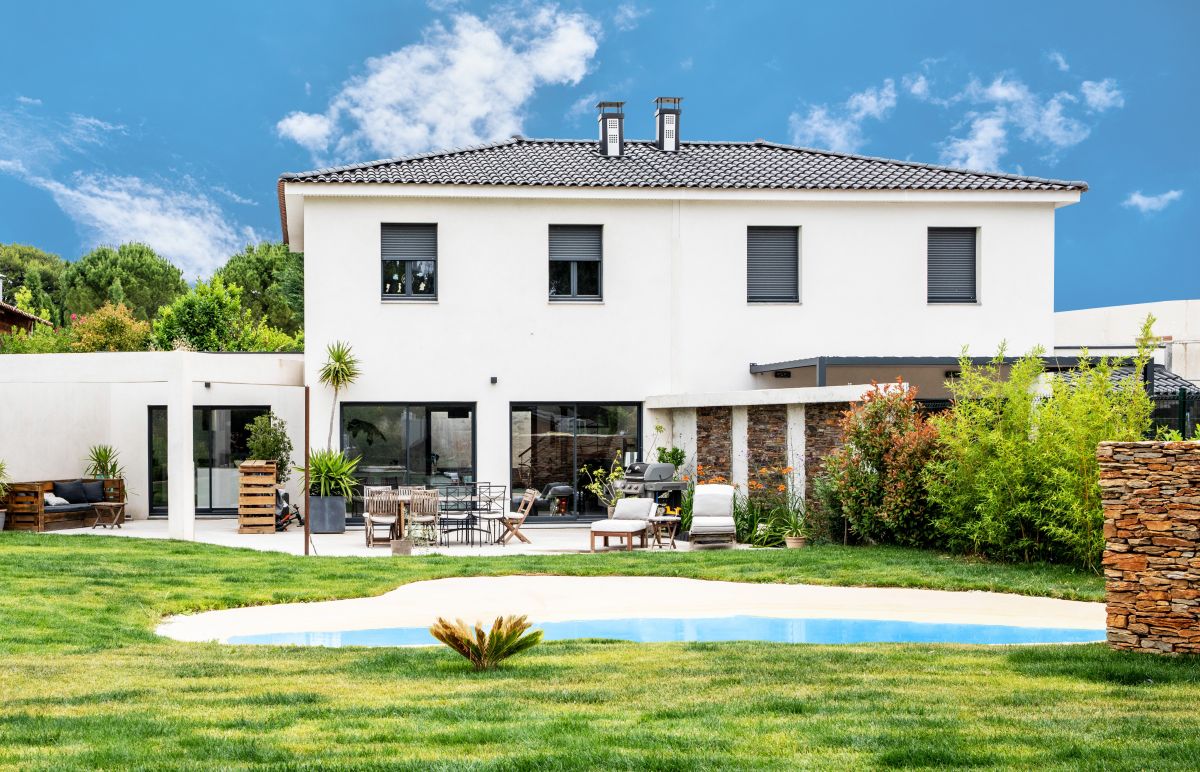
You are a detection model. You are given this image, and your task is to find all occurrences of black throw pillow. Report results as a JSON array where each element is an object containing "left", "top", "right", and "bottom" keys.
[
  {"left": 53, "top": 479, "right": 88, "bottom": 504},
  {"left": 82, "top": 481, "right": 105, "bottom": 503}
]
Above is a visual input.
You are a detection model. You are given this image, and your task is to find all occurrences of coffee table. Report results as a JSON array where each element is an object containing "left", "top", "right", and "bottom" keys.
[{"left": 92, "top": 502, "right": 126, "bottom": 529}]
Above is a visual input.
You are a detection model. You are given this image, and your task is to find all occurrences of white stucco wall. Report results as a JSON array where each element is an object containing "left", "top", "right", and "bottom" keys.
[
  {"left": 1055, "top": 299, "right": 1200, "bottom": 383},
  {"left": 297, "top": 186, "right": 1062, "bottom": 491},
  {"left": 0, "top": 353, "right": 305, "bottom": 521}
]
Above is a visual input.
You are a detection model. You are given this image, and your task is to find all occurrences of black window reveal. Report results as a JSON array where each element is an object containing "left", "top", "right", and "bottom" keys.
[
  {"left": 747, "top": 226, "right": 799, "bottom": 303},
  {"left": 927, "top": 227, "right": 978, "bottom": 303},
  {"left": 382, "top": 224, "right": 437, "bottom": 300},
  {"left": 549, "top": 225, "right": 602, "bottom": 300}
]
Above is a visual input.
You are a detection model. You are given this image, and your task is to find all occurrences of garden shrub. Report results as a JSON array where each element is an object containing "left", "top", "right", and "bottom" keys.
[
  {"left": 819, "top": 382, "right": 940, "bottom": 547},
  {"left": 70, "top": 302, "right": 151, "bottom": 352},
  {"left": 925, "top": 318, "right": 1156, "bottom": 571},
  {"left": 733, "top": 466, "right": 805, "bottom": 546}
]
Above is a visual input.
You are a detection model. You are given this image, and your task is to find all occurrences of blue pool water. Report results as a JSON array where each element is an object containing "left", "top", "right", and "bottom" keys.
[{"left": 227, "top": 616, "right": 1104, "bottom": 647}]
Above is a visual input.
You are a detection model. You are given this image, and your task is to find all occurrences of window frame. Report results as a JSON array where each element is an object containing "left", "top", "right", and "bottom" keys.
[
  {"left": 381, "top": 223, "right": 438, "bottom": 301},
  {"left": 746, "top": 225, "right": 801, "bottom": 304},
  {"left": 926, "top": 226, "right": 980, "bottom": 305},
  {"left": 548, "top": 224, "right": 603, "bottom": 302}
]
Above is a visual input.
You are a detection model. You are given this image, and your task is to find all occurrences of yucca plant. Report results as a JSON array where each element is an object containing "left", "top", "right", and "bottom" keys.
[
  {"left": 300, "top": 448, "right": 360, "bottom": 499},
  {"left": 430, "top": 615, "right": 543, "bottom": 671},
  {"left": 0, "top": 458, "right": 10, "bottom": 501},
  {"left": 318, "top": 340, "right": 361, "bottom": 448},
  {"left": 85, "top": 445, "right": 124, "bottom": 478}
]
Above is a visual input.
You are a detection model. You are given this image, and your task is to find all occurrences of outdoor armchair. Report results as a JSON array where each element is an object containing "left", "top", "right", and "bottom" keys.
[
  {"left": 590, "top": 496, "right": 655, "bottom": 551},
  {"left": 689, "top": 484, "right": 736, "bottom": 546}
]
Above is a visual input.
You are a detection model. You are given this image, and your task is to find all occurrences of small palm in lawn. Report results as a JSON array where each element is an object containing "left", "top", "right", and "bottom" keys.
[
  {"left": 318, "top": 340, "right": 360, "bottom": 448},
  {"left": 430, "top": 615, "right": 543, "bottom": 671}
]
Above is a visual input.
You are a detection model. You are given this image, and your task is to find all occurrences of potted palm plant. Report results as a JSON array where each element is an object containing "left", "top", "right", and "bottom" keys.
[
  {"left": 775, "top": 507, "right": 809, "bottom": 549},
  {"left": 85, "top": 445, "right": 124, "bottom": 479},
  {"left": 0, "top": 458, "right": 10, "bottom": 532},
  {"left": 302, "top": 448, "right": 359, "bottom": 534}
]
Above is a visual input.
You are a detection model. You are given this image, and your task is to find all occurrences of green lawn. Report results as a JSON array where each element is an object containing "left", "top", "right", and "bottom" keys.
[{"left": 0, "top": 533, "right": 1197, "bottom": 770}]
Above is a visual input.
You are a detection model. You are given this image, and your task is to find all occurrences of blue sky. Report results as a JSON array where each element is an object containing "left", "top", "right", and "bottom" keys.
[{"left": 0, "top": 0, "right": 1195, "bottom": 310}]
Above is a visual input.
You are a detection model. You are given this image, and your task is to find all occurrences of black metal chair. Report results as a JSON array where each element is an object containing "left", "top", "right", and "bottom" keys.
[
  {"left": 437, "top": 483, "right": 476, "bottom": 546},
  {"left": 475, "top": 483, "right": 508, "bottom": 543}
]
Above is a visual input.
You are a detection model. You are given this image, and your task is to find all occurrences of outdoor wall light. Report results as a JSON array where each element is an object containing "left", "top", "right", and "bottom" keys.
[
  {"left": 204, "top": 382, "right": 211, "bottom": 389},
  {"left": 490, "top": 376, "right": 498, "bottom": 384}
]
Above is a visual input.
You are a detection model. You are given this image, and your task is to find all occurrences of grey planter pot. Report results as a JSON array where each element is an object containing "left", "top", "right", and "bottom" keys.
[
  {"left": 309, "top": 496, "right": 347, "bottom": 534},
  {"left": 391, "top": 538, "right": 413, "bottom": 556},
  {"left": 0, "top": 509, "right": 6, "bottom": 532}
]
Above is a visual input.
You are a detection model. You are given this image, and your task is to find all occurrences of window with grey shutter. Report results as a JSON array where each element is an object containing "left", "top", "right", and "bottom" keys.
[
  {"left": 549, "top": 225, "right": 602, "bottom": 300},
  {"left": 381, "top": 224, "right": 437, "bottom": 299},
  {"left": 927, "top": 227, "right": 977, "bottom": 303},
  {"left": 747, "top": 226, "right": 799, "bottom": 303}
]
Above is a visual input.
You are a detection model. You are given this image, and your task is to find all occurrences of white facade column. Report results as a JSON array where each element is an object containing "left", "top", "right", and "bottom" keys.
[
  {"left": 731, "top": 406, "right": 749, "bottom": 488},
  {"left": 167, "top": 351, "right": 195, "bottom": 541},
  {"left": 786, "top": 404, "right": 806, "bottom": 494}
]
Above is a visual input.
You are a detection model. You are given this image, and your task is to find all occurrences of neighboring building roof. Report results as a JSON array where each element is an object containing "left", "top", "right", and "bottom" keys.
[
  {"left": 280, "top": 137, "right": 1088, "bottom": 192},
  {"left": 1120, "top": 364, "right": 1200, "bottom": 397},
  {"left": 0, "top": 300, "right": 49, "bottom": 328}
]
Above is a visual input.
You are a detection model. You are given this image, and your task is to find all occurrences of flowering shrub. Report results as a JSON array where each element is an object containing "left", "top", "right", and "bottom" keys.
[
  {"left": 819, "top": 381, "right": 940, "bottom": 547},
  {"left": 71, "top": 303, "right": 151, "bottom": 352},
  {"left": 735, "top": 465, "right": 804, "bottom": 547}
]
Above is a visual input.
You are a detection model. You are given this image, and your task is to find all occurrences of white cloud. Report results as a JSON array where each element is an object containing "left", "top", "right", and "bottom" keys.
[
  {"left": 16, "top": 95, "right": 41, "bottom": 106},
  {"left": 681, "top": 56, "right": 694, "bottom": 71},
  {"left": 215, "top": 186, "right": 258, "bottom": 206},
  {"left": 1122, "top": 189, "right": 1183, "bottom": 213},
  {"left": 941, "top": 113, "right": 1007, "bottom": 170},
  {"left": 0, "top": 108, "right": 124, "bottom": 170},
  {"left": 566, "top": 92, "right": 598, "bottom": 122},
  {"left": 613, "top": 3, "right": 649, "bottom": 31},
  {"left": 1047, "top": 51, "right": 1070, "bottom": 72},
  {"left": 276, "top": 111, "right": 335, "bottom": 154},
  {"left": 788, "top": 79, "right": 896, "bottom": 152},
  {"left": 0, "top": 160, "right": 258, "bottom": 278},
  {"left": 903, "top": 73, "right": 930, "bottom": 99},
  {"left": 277, "top": 5, "right": 600, "bottom": 162},
  {"left": 1081, "top": 78, "right": 1124, "bottom": 111}
]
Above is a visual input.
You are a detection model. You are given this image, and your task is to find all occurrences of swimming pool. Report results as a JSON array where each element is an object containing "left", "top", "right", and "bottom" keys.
[{"left": 226, "top": 615, "right": 1104, "bottom": 647}]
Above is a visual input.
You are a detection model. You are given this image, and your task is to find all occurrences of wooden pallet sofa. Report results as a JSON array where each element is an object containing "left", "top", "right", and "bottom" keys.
[{"left": 3, "top": 478, "right": 126, "bottom": 532}]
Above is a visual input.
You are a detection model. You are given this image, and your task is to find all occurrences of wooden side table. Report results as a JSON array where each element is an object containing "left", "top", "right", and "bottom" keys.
[
  {"left": 92, "top": 502, "right": 126, "bottom": 529},
  {"left": 648, "top": 515, "right": 680, "bottom": 549}
]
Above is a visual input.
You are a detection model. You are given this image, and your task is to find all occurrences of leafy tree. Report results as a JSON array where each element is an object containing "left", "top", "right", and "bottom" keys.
[
  {"left": 61, "top": 243, "right": 186, "bottom": 321},
  {"left": 0, "top": 243, "right": 67, "bottom": 323},
  {"left": 151, "top": 275, "right": 249, "bottom": 351},
  {"left": 70, "top": 302, "right": 152, "bottom": 352},
  {"left": 214, "top": 243, "right": 304, "bottom": 334},
  {"left": 246, "top": 412, "right": 295, "bottom": 485},
  {"left": 151, "top": 276, "right": 301, "bottom": 353}
]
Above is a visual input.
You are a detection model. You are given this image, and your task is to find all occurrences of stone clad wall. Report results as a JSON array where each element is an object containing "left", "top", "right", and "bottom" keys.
[
  {"left": 695, "top": 407, "right": 733, "bottom": 480},
  {"left": 1099, "top": 441, "right": 1200, "bottom": 654},
  {"left": 747, "top": 405, "right": 788, "bottom": 474},
  {"left": 804, "top": 402, "right": 847, "bottom": 501}
]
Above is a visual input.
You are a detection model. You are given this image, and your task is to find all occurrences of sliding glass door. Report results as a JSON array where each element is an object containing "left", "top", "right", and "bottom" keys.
[
  {"left": 340, "top": 402, "right": 476, "bottom": 488},
  {"left": 148, "top": 406, "right": 268, "bottom": 515},
  {"left": 510, "top": 402, "right": 640, "bottom": 518}
]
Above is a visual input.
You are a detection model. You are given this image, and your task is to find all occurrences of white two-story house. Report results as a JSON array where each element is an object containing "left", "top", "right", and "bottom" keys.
[{"left": 279, "top": 98, "right": 1085, "bottom": 518}]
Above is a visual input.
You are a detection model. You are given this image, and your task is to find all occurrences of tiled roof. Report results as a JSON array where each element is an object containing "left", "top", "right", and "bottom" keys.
[
  {"left": 0, "top": 300, "right": 49, "bottom": 327},
  {"left": 280, "top": 138, "right": 1088, "bottom": 192},
  {"left": 1119, "top": 364, "right": 1200, "bottom": 397}
]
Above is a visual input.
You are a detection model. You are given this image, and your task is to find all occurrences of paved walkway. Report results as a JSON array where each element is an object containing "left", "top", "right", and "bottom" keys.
[
  {"left": 158, "top": 575, "right": 1106, "bottom": 643},
  {"left": 49, "top": 517, "right": 705, "bottom": 557}
]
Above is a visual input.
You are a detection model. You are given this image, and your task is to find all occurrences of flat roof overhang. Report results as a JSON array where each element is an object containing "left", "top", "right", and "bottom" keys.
[{"left": 749, "top": 355, "right": 1131, "bottom": 385}]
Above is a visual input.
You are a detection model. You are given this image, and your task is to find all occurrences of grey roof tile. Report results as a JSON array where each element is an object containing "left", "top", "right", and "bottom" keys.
[{"left": 280, "top": 138, "right": 1088, "bottom": 192}]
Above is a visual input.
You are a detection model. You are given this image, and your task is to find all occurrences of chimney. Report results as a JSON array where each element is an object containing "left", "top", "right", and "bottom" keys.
[
  {"left": 654, "top": 97, "right": 682, "bottom": 151},
  {"left": 596, "top": 101, "right": 625, "bottom": 157}
]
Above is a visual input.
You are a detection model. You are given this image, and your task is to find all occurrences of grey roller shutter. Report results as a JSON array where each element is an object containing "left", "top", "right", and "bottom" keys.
[
  {"left": 549, "top": 225, "right": 602, "bottom": 261},
  {"left": 747, "top": 226, "right": 799, "bottom": 303},
  {"left": 927, "top": 227, "right": 977, "bottom": 303},
  {"left": 382, "top": 224, "right": 437, "bottom": 259}
]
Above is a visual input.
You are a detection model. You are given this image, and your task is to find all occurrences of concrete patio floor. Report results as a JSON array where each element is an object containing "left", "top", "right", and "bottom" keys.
[{"left": 47, "top": 517, "right": 710, "bottom": 557}]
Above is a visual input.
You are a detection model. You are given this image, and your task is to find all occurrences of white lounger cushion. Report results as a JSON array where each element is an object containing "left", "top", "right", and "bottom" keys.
[
  {"left": 611, "top": 497, "right": 655, "bottom": 520},
  {"left": 690, "top": 516, "right": 736, "bottom": 534},
  {"left": 692, "top": 484, "right": 735, "bottom": 518},
  {"left": 591, "top": 519, "right": 648, "bottom": 533}
]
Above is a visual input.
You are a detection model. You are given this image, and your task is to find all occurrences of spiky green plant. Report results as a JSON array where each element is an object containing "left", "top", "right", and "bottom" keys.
[
  {"left": 84, "top": 445, "right": 124, "bottom": 478},
  {"left": 318, "top": 340, "right": 361, "bottom": 448},
  {"left": 299, "top": 448, "right": 360, "bottom": 499},
  {"left": 0, "top": 458, "right": 10, "bottom": 501},
  {"left": 429, "top": 615, "right": 543, "bottom": 671}
]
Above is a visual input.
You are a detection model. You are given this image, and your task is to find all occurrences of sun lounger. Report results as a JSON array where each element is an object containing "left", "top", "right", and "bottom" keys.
[{"left": 689, "top": 484, "right": 736, "bottom": 546}]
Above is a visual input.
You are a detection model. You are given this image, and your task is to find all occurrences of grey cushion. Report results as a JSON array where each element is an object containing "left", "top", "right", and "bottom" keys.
[
  {"left": 44, "top": 503, "right": 95, "bottom": 514},
  {"left": 591, "top": 519, "right": 647, "bottom": 533},
  {"left": 83, "top": 481, "right": 105, "bottom": 503},
  {"left": 612, "top": 497, "right": 654, "bottom": 520},
  {"left": 690, "top": 516, "right": 736, "bottom": 534},
  {"left": 692, "top": 485, "right": 735, "bottom": 518},
  {"left": 53, "top": 479, "right": 87, "bottom": 505}
]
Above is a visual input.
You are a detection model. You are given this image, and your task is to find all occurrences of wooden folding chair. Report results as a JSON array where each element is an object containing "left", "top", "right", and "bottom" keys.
[
  {"left": 500, "top": 489, "right": 537, "bottom": 545},
  {"left": 407, "top": 488, "right": 440, "bottom": 546},
  {"left": 364, "top": 487, "right": 399, "bottom": 547}
]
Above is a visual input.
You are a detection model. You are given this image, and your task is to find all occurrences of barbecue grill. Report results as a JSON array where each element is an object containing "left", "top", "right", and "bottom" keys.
[{"left": 619, "top": 462, "right": 687, "bottom": 509}]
